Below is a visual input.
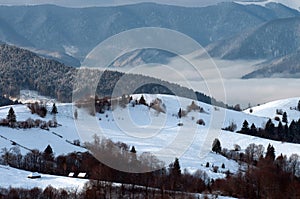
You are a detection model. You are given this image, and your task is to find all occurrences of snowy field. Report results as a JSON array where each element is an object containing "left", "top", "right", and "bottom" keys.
[
  {"left": 0, "top": 92, "right": 300, "bottom": 188},
  {"left": 0, "top": 165, "right": 88, "bottom": 190}
]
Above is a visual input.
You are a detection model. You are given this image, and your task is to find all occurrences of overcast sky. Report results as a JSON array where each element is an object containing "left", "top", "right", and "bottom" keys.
[{"left": 0, "top": 0, "right": 232, "bottom": 7}]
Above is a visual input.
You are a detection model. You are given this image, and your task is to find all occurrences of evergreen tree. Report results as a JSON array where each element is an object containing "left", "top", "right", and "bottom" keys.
[
  {"left": 169, "top": 158, "right": 182, "bottom": 191},
  {"left": 282, "top": 112, "right": 288, "bottom": 124},
  {"left": 7, "top": 107, "right": 16, "bottom": 125},
  {"left": 277, "top": 121, "right": 284, "bottom": 140},
  {"left": 266, "top": 144, "right": 275, "bottom": 161},
  {"left": 250, "top": 123, "right": 257, "bottom": 135},
  {"left": 288, "top": 120, "right": 297, "bottom": 142},
  {"left": 284, "top": 123, "right": 289, "bottom": 138},
  {"left": 43, "top": 144, "right": 54, "bottom": 161},
  {"left": 43, "top": 145, "right": 54, "bottom": 172},
  {"left": 130, "top": 146, "right": 136, "bottom": 153},
  {"left": 178, "top": 108, "right": 182, "bottom": 119},
  {"left": 44, "top": 144, "right": 53, "bottom": 155},
  {"left": 51, "top": 103, "right": 58, "bottom": 114},
  {"left": 265, "top": 119, "right": 275, "bottom": 135},
  {"left": 212, "top": 138, "right": 222, "bottom": 153},
  {"left": 138, "top": 95, "right": 147, "bottom": 106},
  {"left": 298, "top": 100, "right": 300, "bottom": 111},
  {"left": 241, "top": 120, "right": 249, "bottom": 133},
  {"left": 172, "top": 158, "right": 181, "bottom": 177}
]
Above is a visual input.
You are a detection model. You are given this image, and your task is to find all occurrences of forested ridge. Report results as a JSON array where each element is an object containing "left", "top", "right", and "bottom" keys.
[{"left": 0, "top": 44, "right": 217, "bottom": 105}]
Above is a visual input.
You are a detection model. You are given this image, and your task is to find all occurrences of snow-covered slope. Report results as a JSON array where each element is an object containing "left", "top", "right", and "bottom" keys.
[
  {"left": 244, "top": 97, "right": 300, "bottom": 123},
  {"left": 1, "top": 94, "right": 300, "bottom": 180},
  {"left": 0, "top": 104, "right": 85, "bottom": 155},
  {"left": 0, "top": 165, "right": 87, "bottom": 190}
]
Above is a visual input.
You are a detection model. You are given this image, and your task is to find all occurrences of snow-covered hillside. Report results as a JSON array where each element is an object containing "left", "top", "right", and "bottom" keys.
[
  {"left": 244, "top": 97, "right": 300, "bottom": 123},
  {"left": 1, "top": 94, "right": 300, "bottom": 181},
  {"left": 0, "top": 165, "right": 87, "bottom": 190},
  {"left": 0, "top": 104, "right": 85, "bottom": 155}
]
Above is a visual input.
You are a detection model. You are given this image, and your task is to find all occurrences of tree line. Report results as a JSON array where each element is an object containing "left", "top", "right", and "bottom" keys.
[
  {"left": 211, "top": 139, "right": 300, "bottom": 198},
  {"left": 0, "top": 136, "right": 208, "bottom": 197},
  {"left": 212, "top": 151, "right": 300, "bottom": 198},
  {"left": 238, "top": 117, "right": 300, "bottom": 144}
]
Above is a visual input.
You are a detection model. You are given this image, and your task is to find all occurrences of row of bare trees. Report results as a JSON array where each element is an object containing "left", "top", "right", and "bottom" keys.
[
  {"left": 0, "top": 136, "right": 208, "bottom": 197},
  {"left": 212, "top": 155, "right": 300, "bottom": 198}
]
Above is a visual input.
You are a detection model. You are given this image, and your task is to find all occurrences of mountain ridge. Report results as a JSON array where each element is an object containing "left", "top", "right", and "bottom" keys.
[
  {"left": 0, "top": 43, "right": 219, "bottom": 106},
  {"left": 0, "top": 2, "right": 298, "bottom": 66}
]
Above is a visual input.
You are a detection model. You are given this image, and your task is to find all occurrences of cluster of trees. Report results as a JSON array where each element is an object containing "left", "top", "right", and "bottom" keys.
[
  {"left": 238, "top": 118, "right": 300, "bottom": 143},
  {"left": 0, "top": 107, "right": 57, "bottom": 130},
  {"left": 27, "top": 102, "right": 48, "bottom": 118},
  {"left": 0, "top": 95, "right": 19, "bottom": 107},
  {"left": 83, "top": 136, "right": 207, "bottom": 195},
  {"left": 216, "top": 140, "right": 300, "bottom": 178},
  {"left": 1, "top": 145, "right": 54, "bottom": 173},
  {"left": 0, "top": 186, "right": 79, "bottom": 199},
  {"left": 77, "top": 95, "right": 168, "bottom": 117},
  {"left": 0, "top": 183, "right": 205, "bottom": 199},
  {"left": 28, "top": 102, "right": 57, "bottom": 118},
  {"left": 212, "top": 151, "right": 300, "bottom": 198},
  {"left": 0, "top": 137, "right": 208, "bottom": 197},
  {"left": 210, "top": 139, "right": 300, "bottom": 198}
]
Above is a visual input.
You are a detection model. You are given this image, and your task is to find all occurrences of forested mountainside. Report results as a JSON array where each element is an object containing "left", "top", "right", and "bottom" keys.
[
  {"left": 0, "top": 44, "right": 216, "bottom": 105},
  {"left": 208, "top": 17, "right": 300, "bottom": 60},
  {"left": 242, "top": 51, "right": 300, "bottom": 78}
]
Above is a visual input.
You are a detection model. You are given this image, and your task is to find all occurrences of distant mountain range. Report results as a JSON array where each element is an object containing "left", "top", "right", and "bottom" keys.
[
  {"left": 0, "top": 2, "right": 298, "bottom": 66},
  {"left": 0, "top": 2, "right": 299, "bottom": 78},
  {"left": 207, "top": 17, "right": 300, "bottom": 60}
]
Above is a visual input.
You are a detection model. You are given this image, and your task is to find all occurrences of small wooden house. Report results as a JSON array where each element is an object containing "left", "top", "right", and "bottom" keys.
[{"left": 27, "top": 172, "right": 41, "bottom": 179}]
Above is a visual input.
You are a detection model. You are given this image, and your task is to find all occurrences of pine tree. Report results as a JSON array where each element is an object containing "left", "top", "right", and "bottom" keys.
[
  {"left": 7, "top": 107, "right": 16, "bottom": 126},
  {"left": 51, "top": 103, "right": 58, "bottom": 114},
  {"left": 282, "top": 112, "right": 288, "bottom": 123},
  {"left": 43, "top": 144, "right": 54, "bottom": 161},
  {"left": 241, "top": 120, "right": 249, "bottom": 133},
  {"left": 212, "top": 138, "right": 222, "bottom": 153},
  {"left": 172, "top": 158, "right": 181, "bottom": 177},
  {"left": 266, "top": 144, "right": 275, "bottom": 161},
  {"left": 138, "top": 95, "right": 147, "bottom": 106},
  {"left": 277, "top": 121, "right": 284, "bottom": 140},
  {"left": 178, "top": 108, "right": 182, "bottom": 118},
  {"left": 130, "top": 146, "right": 136, "bottom": 153},
  {"left": 169, "top": 158, "right": 182, "bottom": 191},
  {"left": 265, "top": 119, "right": 275, "bottom": 134},
  {"left": 44, "top": 144, "right": 53, "bottom": 155},
  {"left": 288, "top": 120, "right": 297, "bottom": 142},
  {"left": 250, "top": 123, "right": 257, "bottom": 135},
  {"left": 297, "top": 100, "right": 300, "bottom": 111}
]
